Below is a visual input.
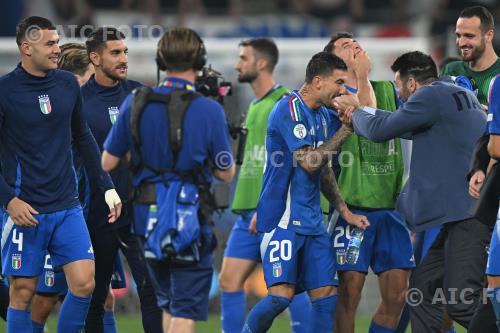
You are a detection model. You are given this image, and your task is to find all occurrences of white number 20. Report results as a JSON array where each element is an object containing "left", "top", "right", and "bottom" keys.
[
  {"left": 12, "top": 229, "right": 23, "bottom": 252},
  {"left": 269, "top": 240, "right": 292, "bottom": 262}
]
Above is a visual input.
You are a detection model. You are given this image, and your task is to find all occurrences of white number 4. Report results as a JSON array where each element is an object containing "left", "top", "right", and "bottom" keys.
[
  {"left": 269, "top": 240, "right": 292, "bottom": 262},
  {"left": 12, "top": 229, "right": 23, "bottom": 252}
]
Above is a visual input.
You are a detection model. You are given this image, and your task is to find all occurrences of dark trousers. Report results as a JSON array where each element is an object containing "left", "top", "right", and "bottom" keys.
[
  {"left": 409, "top": 218, "right": 491, "bottom": 332},
  {"left": 85, "top": 226, "right": 163, "bottom": 333}
]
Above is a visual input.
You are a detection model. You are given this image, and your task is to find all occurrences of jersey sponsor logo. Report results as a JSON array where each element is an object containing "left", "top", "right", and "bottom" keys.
[
  {"left": 293, "top": 124, "right": 307, "bottom": 139},
  {"left": 11, "top": 254, "right": 21, "bottom": 269},
  {"left": 45, "top": 271, "right": 55, "bottom": 287},
  {"left": 108, "top": 106, "right": 119, "bottom": 124},
  {"left": 336, "top": 249, "right": 346, "bottom": 265},
  {"left": 38, "top": 95, "right": 52, "bottom": 115},
  {"left": 272, "top": 262, "right": 282, "bottom": 277},
  {"left": 292, "top": 220, "right": 301, "bottom": 226}
]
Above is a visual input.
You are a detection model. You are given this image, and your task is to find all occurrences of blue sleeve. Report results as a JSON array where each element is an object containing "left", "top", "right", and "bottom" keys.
[
  {"left": 275, "top": 101, "right": 312, "bottom": 152},
  {"left": 71, "top": 84, "right": 114, "bottom": 191},
  {"left": 104, "top": 94, "right": 132, "bottom": 157},
  {"left": 352, "top": 85, "right": 439, "bottom": 143},
  {"left": 0, "top": 99, "right": 15, "bottom": 207},
  {"left": 488, "top": 76, "right": 500, "bottom": 135},
  {"left": 208, "top": 102, "right": 234, "bottom": 170}
]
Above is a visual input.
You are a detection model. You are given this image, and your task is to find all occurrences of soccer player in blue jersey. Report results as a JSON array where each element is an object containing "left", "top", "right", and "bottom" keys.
[
  {"left": 82, "top": 27, "right": 162, "bottom": 333},
  {"left": 483, "top": 74, "right": 500, "bottom": 331},
  {"left": 0, "top": 17, "right": 122, "bottom": 333},
  {"left": 219, "top": 38, "right": 311, "bottom": 333},
  {"left": 242, "top": 52, "right": 369, "bottom": 333}
]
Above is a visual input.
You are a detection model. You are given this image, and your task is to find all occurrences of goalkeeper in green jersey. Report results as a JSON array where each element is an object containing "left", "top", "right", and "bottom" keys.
[{"left": 441, "top": 6, "right": 499, "bottom": 202}]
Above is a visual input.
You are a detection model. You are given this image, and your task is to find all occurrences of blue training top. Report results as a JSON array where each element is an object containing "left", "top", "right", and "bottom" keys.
[
  {"left": 0, "top": 64, "right": 113, "bottom": 213},
  {"left": 78, "top": 75, "right": 142, "bottom": 230}
]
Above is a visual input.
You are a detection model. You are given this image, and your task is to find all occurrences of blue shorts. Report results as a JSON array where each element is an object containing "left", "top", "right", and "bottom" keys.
[
  {"left": 111, "top": 253, "right": 126, "bottom": 289},
  {"left": 414, "top": 225, "right": 442, "bottom": 264},
  {"left": 487, "top": 220, "right": 500, "bottom": 276},
  {"left": 260, "top": 227, "right": 337, "bottom": 292},
  {"left": 36, "top": 253, "right": 68, "bottom": 295},
  {"left": 146, "top": 231, "right": 214, "bottom": 321},
  {"left": 224, "top": 210, "right": 261, "bottom": 261},
  {"left": 1, "top": 205, "right": 94, "bottom": 277},
  {"left": 331, "top": 208, "right": 415, "bottom": 274}
]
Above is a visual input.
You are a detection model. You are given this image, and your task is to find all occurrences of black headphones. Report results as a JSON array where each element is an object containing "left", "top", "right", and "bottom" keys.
[{"left": 155, "top": 30, "right": 207, "bottom": 72}]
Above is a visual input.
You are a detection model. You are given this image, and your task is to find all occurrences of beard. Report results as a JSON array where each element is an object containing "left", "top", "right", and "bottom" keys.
[
  {"left": 237, "top": 69, "right": 258, "bottom": 83},
  {"left": 459, "top": 38, "right": 486, "bottom": 62},
  {"left": 102, "top": 63, "right": 127, "bottom": 82}
]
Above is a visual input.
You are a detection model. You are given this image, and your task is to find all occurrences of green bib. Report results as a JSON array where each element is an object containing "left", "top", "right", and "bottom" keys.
[
  {"left": 232, "top": 86, "right": 289, "bottom": 212},
  {"left": 338, "top": 81, "right": 404, "bottom": 209}
]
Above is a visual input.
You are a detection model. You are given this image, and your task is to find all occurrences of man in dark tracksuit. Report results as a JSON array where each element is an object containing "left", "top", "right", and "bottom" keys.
[
  {"left": 81, "top": 27, "right": 162, "bottom": 333},
  {"left": 334, "top": 51, "right": 489, "bottom": 332}
]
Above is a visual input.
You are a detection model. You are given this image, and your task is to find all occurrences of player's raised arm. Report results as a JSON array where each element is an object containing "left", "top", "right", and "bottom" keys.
[{"left": 294, "top": 125, "right": 352, "bottom": 175}]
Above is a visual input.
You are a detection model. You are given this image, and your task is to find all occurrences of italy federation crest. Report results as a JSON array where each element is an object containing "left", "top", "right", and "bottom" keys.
[
  {"left": 45, "top": 271, "right": 55, "bottom": 287},
  {"left": 38, "top": 95, "right": 52, "bottom": 114},
  {"left": 108, "top": 106, "right": 119, "bottom": 124},
  {"left": 336, "top": 250, "right": 346, "bottom": 265},
  {"left": 272, "top": 262, "right": 282, "bottom": 278},
  {"left": 11, "top": 254, "right": 21, "bottom": 270}
]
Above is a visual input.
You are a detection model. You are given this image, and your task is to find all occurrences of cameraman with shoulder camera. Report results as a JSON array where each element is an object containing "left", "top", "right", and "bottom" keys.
[{"left": 102, "top": 27, "right": 235, "bottom": 333}]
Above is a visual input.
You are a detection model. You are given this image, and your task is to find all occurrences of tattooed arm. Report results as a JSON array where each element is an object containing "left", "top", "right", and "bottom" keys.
[
  {"left": 320, "top": 165, "right": 370, "bottom": 229},
  {"left": 294, "top": 125, "right": 352, "bottom": 175}
]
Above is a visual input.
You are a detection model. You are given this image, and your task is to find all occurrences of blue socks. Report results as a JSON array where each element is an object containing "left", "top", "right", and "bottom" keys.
[
  {"left": 369, "top": 321, "right": 396, "bottom": 333},
  {"left": 57, "top": 291, "right": 91, "bottom": 333},
  {"left": 488, "top": 287, "right": 500, "bottom": 332},
  {"left": 103, "top": 311, "right": 117, "bottom": 333},
  {"left": 444, "top": 328, "right": 456, "bottom": 333},
  {"left": 221, "top": 290, "right": 246, "bottom": 333},
  {"left": 7, "top": 307, "right": 32, "bottom": 333},
  {"left": 308, "top": 295, "right": 337, "bottom": 333},
  {"left": 32, "top": 321, "right": 45, "bottom": 333},
  {"left": 289, "top": 292, "right": 311, "bottom": 333},
  {"left": 242, "top": 294, "right": 290, "bottom": 333}
]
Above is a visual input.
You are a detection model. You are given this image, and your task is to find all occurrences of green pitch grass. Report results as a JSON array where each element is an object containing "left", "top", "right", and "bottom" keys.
[{"left": 0, "top": 313, "right": 468, "bottom": 332}]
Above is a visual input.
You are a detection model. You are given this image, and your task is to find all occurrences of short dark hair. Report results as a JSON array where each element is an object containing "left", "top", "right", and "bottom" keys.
[
  {"left": 16, "top": 16, "right": 56, "bottom": 46},
  {"left": 305, "top": 52, "right": 347, "bottom": 83},
  {"left": 459, "top": 6, "right": 494, "bottom": 33},
  {"left": 86, "top": 27, "right": 126, "bottom": 55},
  {"left": 323, "top": 32, "right": 354, "bottom": 54},
  {"left": 239, "top": 38, "right": 279, "bottom": 72},
  {"left": 58, "top": 49, "right": 91, "bottom": 76},
  {"left": 391, "top": 51, "right": 438, "bottom": 84}
]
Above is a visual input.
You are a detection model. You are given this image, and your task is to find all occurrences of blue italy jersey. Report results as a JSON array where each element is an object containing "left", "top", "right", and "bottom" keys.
[
  {"left": 487, "top": 75, "right": 500, "bottom": 135},
  {"left": 0, "top": 64, "right": 113, "bottom": 213},
  {"left": 78, "top": 75, "right": 142, "bottom": 231},
  {"left": 257, "top": 90, "right": 337, "bottom": 235}
]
